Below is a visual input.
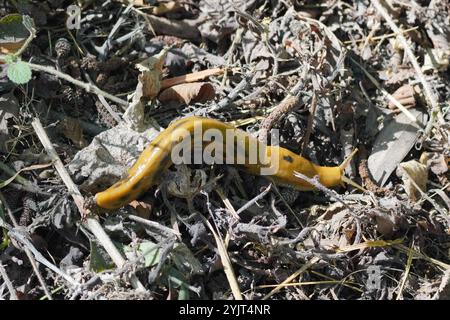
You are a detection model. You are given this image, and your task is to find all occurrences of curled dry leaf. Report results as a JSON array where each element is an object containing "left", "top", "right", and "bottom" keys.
[
  {"left": 160, "top": 68, "right": 225, "bottom": 90},
  {"left": 123, "top": 48, "right": 168, "bottom": 129},
  {"left": 423, "top": 48, "right": 450, "bottom": 72},
  {"left": 420, "top": 152, "right": 449, "bottom": 176},
  {"left": 396, "top": 160, "right": 428, "bottom": 201},
  {"left": 158, "top": 82, "right": 215, "bottom": 105},
  {"left": 388, "top": 84, "right": 420, "bottom": 110},
  {"left": 166, "top": 165, "right": 207, "bottom": 199},
  {"left": 135, "top": 48, "right": 168, "bottom": 100},
  {"left": 0, "top": 14, "right": 30, "bottom": 56}
]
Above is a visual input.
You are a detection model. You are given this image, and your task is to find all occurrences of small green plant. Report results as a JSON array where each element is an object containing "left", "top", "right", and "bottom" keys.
[
  {"left": 4, "top": 55, "right": 31, "bottom": 84},
  {"left": 0, "top": 14, "right": 35, "bottom": 84}
]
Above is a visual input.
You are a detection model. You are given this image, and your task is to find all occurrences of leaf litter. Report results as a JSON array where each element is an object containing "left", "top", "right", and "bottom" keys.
[{"left": 0, "top": 0, "right": 449, "bottom": 300}]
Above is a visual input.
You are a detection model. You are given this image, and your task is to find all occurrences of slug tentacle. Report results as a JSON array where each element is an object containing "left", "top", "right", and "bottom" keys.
[{"left": 95, "top": 116, "right": 353, "bottom": 209}]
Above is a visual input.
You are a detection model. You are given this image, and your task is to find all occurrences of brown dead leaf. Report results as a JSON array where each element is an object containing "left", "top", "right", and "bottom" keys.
[
  {"left": 135, "top": 49, "right": 168, "bottom": 99},
  {"left": 161, "top": 68, "right": 225, "bottom": 90},
  {"left": 397, "top": 160, "right": 428, "bottom": 201},
  {"left": 0, "top": 41, "right": 24, "bottom": 55},
  {"left": 128, "top": 200, "right": 153, "bottom": 220},
  {"left": 57, "top": 118, "right": 87, "bottom": 149},
  {"left": 369, "top": 206, "right": 408, "bottom": 237},
  {"left": 123, "top": 48, "right": 168, "bottom": 129},
  {"left": 388, "top": 84, "right": 419, "bottom": 110},
  {"left": 158, "top": 82, "right": 215, "bottom": 105},
  {"left": 420, "top": 152, "right": 449, "bottom": 176}
]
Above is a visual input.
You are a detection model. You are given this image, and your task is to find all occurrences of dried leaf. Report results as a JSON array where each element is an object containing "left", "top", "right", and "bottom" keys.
[
  {"left": 135, "top": 48, "right": 168, "bottom": 99},
  {"left": 388, "top": 84, "right": 418, "bottom": 110},
  {"left": 128, "top": 200, "right": 153, "bottom": 220},
  {"left": 368, "top": 108, "right": 427, "bottom": 186},
  {"left": 423, "top": 48, "right": 449, "bottom": 72},
  {"left": 123, "top": 48, "right": 168, "bottom": 129},
  {"left": 57, "top": 118, "right": 87, "bottom": 149},
  {"left": 420, "top": 152, "right": 448, "bottom": 176},
  {"left": 161, "top": 68, "right": 224, "bottom": 90},
  {"left": 0, "top": 14, "right": 29, "bottom": 55},
  {"left": 158, "top": 82, "right": 215, "bottom": 105},
  {"left": 67, "top": 123, "right": 159, "bottom": 191},
  {"left": 397, "top": 160, "right": 428, "bottom": 201},
  {"left": 369, "top": 206, "right": 408, "bottom": 237}
]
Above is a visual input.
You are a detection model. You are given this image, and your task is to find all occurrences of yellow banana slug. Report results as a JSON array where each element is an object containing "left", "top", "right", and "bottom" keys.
[{"left": 95, "top": 116, "right": 350, "bottom": 209}]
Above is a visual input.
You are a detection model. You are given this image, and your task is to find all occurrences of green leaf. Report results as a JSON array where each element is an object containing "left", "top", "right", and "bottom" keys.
[
  {"left": 1, "top": 229, "right": 9, "bottom": 251},
  {"left": 178, "top": 284, "right": 190, "bottom": 300},
  {"left": 0, "top": 14, "right": 29, "bottom": 43},
  {"left": 167, "top": 267, "right": 198, "bottom": 299},
  {"left": 172, "top": 243, "right": 203, "bottom": 275},
  {"left": 89, "top": 240, "right": 114, "bottom": 272},
  {"left": 7, "top": 60, "right": 31, "bottom": 84},
  {"left": 138, "top": 241, "right": 161, "bottom": 267},
  {"left": 3, "top": 55, "right": 14, "bottom": 64},
  {"left": 21, "top": 15, "right": 35, "bottom": 34}
]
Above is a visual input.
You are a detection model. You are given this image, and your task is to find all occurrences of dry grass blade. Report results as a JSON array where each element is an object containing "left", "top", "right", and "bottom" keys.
[
  {"left": 0, "top": 263, "right": 18, "bottom": 300},
  {"left": 0, "top": 162, "right": 52, "bottom": 189},
  {"left": 396, "top": 241, "right": 415, "bottom": 300},
  {"left": 216, "top": 188, "right": 240, "bottom": 220},
  {"left": 199, "top": 214, "right": 243, "bottom": 300},
  {"left": 337, "top": 239, "right": 403, "bottom": 253},
  {"left": 394, "top": 244, "right": 450, "bottom": 271},
  {"left": 262, "top": 257, "right": 320, "bottom": 300}
]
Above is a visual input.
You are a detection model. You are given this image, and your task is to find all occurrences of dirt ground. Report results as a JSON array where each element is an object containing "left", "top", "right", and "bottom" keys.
[{"left": 0, "top": 0, "right": 449, "bottom": 300}]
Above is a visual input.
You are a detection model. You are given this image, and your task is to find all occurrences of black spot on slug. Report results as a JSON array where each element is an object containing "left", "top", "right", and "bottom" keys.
[{"left": 283, "top": 155, "right": 294, "bottom": 163}]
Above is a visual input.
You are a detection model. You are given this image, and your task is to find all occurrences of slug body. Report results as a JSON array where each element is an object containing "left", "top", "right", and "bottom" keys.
[{"left": 95, "top": 116, "right": 343, "bottom": 209}]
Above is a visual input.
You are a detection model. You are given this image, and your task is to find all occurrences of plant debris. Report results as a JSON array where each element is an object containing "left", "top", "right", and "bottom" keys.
[{"left": 0, "top": 0, "right": 449, "bottom": 301}]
